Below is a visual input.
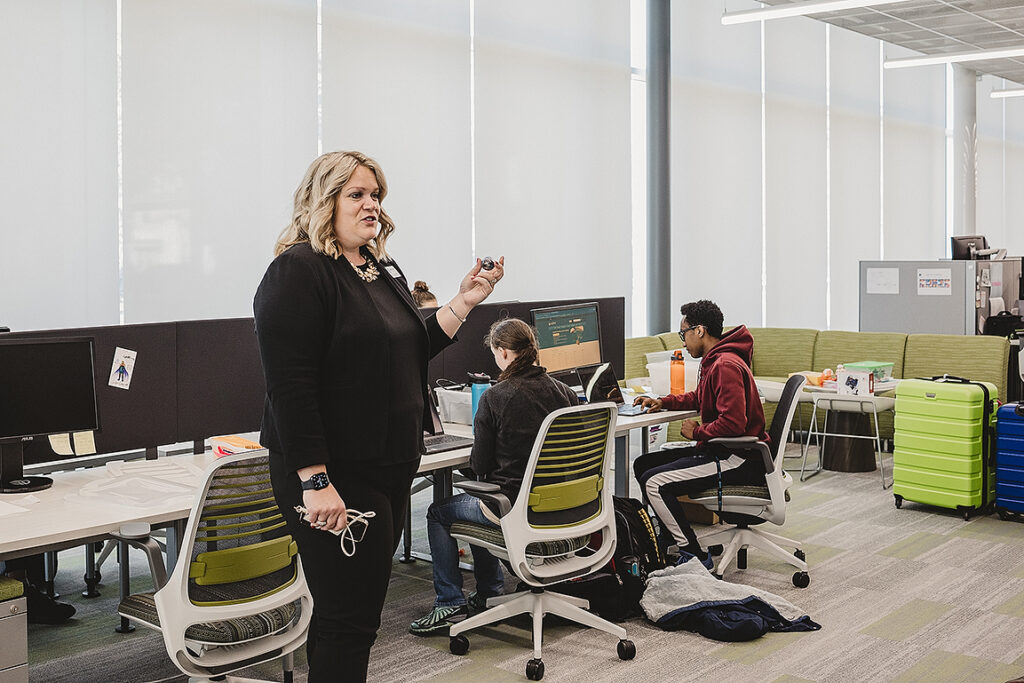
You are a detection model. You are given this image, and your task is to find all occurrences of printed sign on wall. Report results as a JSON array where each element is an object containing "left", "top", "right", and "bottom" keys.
[{"left": 917, "top": 268, "right": 952, "bottom": 296}]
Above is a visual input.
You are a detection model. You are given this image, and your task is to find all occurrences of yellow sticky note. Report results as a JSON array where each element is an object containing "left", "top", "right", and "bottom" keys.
[
  {"left": 72, "top": 431, "right": 97, "bottom": 456},
  {"left": 48, "top": 434, "right": 74, "bottom": 456}
]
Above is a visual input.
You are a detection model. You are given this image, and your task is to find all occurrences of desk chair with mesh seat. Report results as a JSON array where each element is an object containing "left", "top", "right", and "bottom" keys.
[
  {"left": 689, "top": 375, "right": 810, "bottom": 588},
  {"left": 446, "top": 403, "right": 635, "bottom": 681},
  {"left": 117, "top": 451, "right": 311, "bottom": 683}
]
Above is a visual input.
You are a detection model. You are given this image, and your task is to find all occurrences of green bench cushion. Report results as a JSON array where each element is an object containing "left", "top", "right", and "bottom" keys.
[
  {"left": 902, "top": 334, "right": 1010, "bottom": 402},
  {"left": 624, "top": 336, "right": 666, "bottom": 381},
  {"left": 748, "top": 328, "right": 818, "bottom": 378}
]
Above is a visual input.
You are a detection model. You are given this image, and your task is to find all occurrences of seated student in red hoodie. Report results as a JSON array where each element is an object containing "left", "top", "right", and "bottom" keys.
[{"left": 632, "top": 299, "right": 768, "bottom": 570}]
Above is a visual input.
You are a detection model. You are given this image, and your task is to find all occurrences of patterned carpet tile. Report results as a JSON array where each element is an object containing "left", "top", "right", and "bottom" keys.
[
  {"left": 878, "top": 531, "right": 950, "bottom": 560},
  {"left": 901, "top": 607, "right": 1024, "bottom": 664},
  {"left": 892, "top": 650, "right": 1023, "bottom": 683},
  {"left": 859, "top": 598, "right": 951, "bottom": 641}
]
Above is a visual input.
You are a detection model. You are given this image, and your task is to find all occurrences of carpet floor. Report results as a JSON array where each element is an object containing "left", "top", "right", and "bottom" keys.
[{"left": 24, "top": 443, "right": 1024, "bottom": 682}]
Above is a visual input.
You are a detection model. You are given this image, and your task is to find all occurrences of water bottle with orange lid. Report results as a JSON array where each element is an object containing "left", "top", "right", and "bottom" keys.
[{"left": 670, "top": 350, "right": 686, "bottom": 395}]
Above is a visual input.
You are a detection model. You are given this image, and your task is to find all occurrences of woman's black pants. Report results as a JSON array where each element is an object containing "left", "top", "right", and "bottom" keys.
[{"left": 272, "top": 456, "right": 419, "bottom": 683}]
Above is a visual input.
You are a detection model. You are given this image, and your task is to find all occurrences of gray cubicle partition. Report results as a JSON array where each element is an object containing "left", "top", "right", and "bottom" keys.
[{"left": 859, "top": 261, "right": 976, "bottom": 335}]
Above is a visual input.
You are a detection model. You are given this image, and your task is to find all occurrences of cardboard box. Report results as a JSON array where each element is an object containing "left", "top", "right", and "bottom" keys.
[
  {"left": 837, "top": 369, "right": 874, "bottom": 395},
  {"left": 844, "top": 361, "right": 894, "bottom": 382}
]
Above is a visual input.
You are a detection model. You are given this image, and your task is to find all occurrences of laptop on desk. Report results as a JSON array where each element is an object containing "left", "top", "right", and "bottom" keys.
[
  {"left": 423, "top": 391, "right": 475, "bottom": 455},
  {"left": 576, "top": 363, "right": 647, "bottom": 417}
]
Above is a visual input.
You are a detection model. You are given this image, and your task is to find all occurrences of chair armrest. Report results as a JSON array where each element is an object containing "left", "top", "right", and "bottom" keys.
[
  {"left": 110, "top": 525, "right": 169, "bottom": 591},
  {"left": 708, "top": 436, "right": 774, "bottom": 474},
  {"left": 455, "top": 481, "right": 513, "bottom": 517}
]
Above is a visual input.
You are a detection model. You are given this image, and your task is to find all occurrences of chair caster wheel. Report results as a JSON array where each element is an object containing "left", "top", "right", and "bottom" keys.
[
  {"left": 792, "top": 571, "right": 810, "bottom": 588},
  {"left": 707, "top": 544, "right": 724, "bottom": 556},
  {"left": 712, "top": 572, "right": 723, "bottom": 580},
  {"left": 449, "top": 634, "right": 469, "bottom": 655},
  {"left": 617, "top": 639, "right": 636, "bottom": 660},
  {"left": 526, "top": 658, "right": 544, "bottom": 680},
  {"left": 794, "top": 549, "right": 806, "bottom": 561}
]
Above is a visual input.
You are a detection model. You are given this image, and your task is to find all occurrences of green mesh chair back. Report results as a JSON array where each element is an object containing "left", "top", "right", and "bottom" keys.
[
  {"left": 523, "top": 405, "right": 614, "bottom": 529},
  {"left": 187, "top": 454, "right": 298, "bottom": 607}
]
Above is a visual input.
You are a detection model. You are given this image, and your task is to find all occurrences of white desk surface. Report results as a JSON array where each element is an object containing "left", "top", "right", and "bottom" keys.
[
  {"left": 443, "top": 408, "right": 695, "bottom": 440},
  {"left": 0, "top": 448, "right": 472, "bottom": 561}
]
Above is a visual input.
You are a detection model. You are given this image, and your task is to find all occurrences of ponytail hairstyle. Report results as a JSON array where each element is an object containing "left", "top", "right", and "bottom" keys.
[
  {"left": 411, "top": 280, "right": 438, "bottom": 308},
  {"left": 484, "top": 318, "right": 540, "bottom": 382}
]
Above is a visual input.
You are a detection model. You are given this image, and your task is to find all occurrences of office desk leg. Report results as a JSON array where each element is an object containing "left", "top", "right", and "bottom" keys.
[
  {"left": 400, "top": 492, "right": 415, "bottom": 564},
  {"left": 434, "top": 468, "right": 453, "bottom": 502},
  {"left": 43, "top": 551, "right": 59, "bottom": 599},
  {"left": 614, "top": 434, "right": 629, "bottom": 497},
  {"left": 164, "top": 520, "right": 185, "bottom": 576},
  {"left": 83, "top": 543, "right": 101, "bottom": 598},
  {"left": 114, "top": 541, "right": 135, "bottom": 633}
]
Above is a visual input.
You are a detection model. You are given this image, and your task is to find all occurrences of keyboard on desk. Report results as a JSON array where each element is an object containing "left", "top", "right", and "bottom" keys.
[
  {"left": 617, "top": 403, "right": 647, "bottom": 417},
  {"left": 423, "top": 433, "right": 474, "bottom": 454}
]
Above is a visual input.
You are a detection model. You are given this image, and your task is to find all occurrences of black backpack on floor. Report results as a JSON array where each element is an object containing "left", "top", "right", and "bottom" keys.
[{"left": 550, "top": 496, "right": 665, "bottom": 621}]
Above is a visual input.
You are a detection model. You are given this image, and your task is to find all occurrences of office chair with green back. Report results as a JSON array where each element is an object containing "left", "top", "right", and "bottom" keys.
[
  {"left": 117, "top": 451, "right": 311, "bottom": 682},
  {"left": 447, "top": 403, "right": 635, "bottom": 681}
]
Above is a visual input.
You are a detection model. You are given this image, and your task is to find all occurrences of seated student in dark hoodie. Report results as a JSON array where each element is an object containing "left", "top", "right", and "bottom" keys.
[
  {"left": 632, "top": 299, "right": 768, "bottom": 570},
  {"left": 409, "top": 317, "right": 578, "bottom": 636}
]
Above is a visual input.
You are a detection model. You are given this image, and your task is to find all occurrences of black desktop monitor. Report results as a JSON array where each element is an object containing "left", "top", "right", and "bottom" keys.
[
  {"left": 531, "top": 302, "right": 602, "bottom": 373},
  {"left": 0, "top": 337, "right": 99, "bottom": 493},
  {"left": 951, "top": 235, "right": 990, "bottom": 260}
]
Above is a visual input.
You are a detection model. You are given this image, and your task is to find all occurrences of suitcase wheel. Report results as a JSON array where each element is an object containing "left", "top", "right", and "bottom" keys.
[
  {"left": 997, "top": 507, "right": 1010, "bottom": 521},
  {"left": 894, "top": 495, "right": 903, "bottom": 510}
]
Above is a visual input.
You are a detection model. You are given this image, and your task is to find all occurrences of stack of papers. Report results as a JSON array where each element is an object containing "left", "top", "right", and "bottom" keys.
[{"left": 210, "top": 434, "right": 264, "bottom": 457}]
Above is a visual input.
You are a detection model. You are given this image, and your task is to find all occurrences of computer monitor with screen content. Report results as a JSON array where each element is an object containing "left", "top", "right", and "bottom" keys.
[
  {"left": 0, "top": 337, "right": 99, "bottom": 493},
  {"left": 531, "top": 302, "right": 602, "bottom": 373},
  {"left": 951, "top": 235, "right": 993, "bottom": 260}
]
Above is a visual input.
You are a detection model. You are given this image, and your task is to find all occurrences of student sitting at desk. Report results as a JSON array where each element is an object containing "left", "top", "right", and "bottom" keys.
[
  {"left": 409, "top": 318, "right": 578, "bottom": 636},
  {"left": 632, "top": 299, "right": 768, "bottom": 570}
]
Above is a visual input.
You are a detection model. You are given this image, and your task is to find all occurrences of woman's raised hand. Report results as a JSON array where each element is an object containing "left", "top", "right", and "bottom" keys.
[{"left": 457, "top": 256, "right": 505, "bottom": 309}]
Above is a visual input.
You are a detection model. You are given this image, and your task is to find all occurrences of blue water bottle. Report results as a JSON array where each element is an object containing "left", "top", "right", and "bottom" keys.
[{"left": 468, "top": 372, "right": 491, "bottom": 430}]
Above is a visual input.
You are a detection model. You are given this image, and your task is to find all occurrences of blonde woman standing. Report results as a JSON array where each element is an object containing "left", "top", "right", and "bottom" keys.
[{"left": 254, "top": 151, "right": 504, "bottom": 683}]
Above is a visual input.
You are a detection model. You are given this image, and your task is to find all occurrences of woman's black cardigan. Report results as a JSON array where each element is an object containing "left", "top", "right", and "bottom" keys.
[{"left": 253, "top": 243, "right": 455, "bottom": 474}]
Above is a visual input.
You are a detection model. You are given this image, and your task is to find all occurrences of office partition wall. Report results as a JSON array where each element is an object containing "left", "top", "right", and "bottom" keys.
[
  {"left": 7, "top": 323, "right": 178, "bottom": 466},
  {"left": 175, "top": 318, "right": 265, "bottom": 444}
]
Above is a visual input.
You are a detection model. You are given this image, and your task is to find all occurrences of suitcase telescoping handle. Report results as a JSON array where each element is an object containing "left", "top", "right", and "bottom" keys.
[
  {"left": 926, "top": 374, "right": 969, "bottom": 383},
  {"left": 1017, "top": 403, "right": 1024, "bottom": 418}
]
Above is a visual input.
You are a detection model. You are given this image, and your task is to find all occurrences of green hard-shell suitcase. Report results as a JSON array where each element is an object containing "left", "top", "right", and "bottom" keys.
[{"left": 893, "top": 375, "right": 998, "bottom": 520}]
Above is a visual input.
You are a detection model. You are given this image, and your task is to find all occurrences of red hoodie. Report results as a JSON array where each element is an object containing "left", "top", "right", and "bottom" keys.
[{"left": 660, "top": 325, "right": 769, "bottom": 450}]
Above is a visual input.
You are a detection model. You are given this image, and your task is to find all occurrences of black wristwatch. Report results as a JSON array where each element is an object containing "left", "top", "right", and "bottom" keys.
[{"left": 300, "top": 472, "right": 331, "bottom": 491}]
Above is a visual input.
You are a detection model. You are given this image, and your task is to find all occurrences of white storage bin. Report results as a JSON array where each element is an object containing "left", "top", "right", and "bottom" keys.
[{"left": 435, "top": 386, "right": 473, "bottom": 425}]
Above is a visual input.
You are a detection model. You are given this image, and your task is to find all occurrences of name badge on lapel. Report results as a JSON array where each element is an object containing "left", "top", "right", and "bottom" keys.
[{"left": 384, "top": 264, "right": 401, "bottom": 279}]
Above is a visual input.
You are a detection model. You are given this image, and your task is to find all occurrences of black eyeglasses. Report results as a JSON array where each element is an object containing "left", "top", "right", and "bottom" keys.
[{"left": 678, "top": 325, "right": 700, "bottom": 343}]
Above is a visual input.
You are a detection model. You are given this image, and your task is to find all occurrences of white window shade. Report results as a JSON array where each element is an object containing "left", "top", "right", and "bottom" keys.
[
  {"left": 0, "top": 1, "right": 118, "bottom": 331},
  {"left": 322, "top": 0, "right": 471, "bottom": 305},
  {"left": 882, "top": 44, "right": 944, "bottom": 261},
  {"left": 830, "top": 28, "right": 880, "bottom": 332},
  {"left": 121, "top": 0, "right": 317, "bottom": 323},
  {"left": 671, "top": 1, "right": 762, "bottom": 328},
  {"left": 474, "top": 0, "right": 631, "bottom": 304},
  {"left": 765, "top": 19, "right": 826, "bottom": 329}
]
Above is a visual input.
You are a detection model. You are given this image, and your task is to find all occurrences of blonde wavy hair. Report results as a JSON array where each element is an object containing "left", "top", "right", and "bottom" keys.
[{"left": 274, "top": 151, "right": 396, "bottom": 261}]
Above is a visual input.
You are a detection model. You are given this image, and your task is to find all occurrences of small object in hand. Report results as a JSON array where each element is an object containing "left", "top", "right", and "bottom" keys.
[{"left": 480, "top": 257, "right": 495, "bottom": 271}]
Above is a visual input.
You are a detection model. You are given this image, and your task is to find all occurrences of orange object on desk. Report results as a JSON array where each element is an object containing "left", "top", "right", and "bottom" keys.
[{"left": 670, "top": 350, "right": 686, "bottom": 395}]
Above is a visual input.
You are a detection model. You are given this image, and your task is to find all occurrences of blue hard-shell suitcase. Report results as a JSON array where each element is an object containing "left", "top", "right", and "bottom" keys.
[{"left": 995, "top": 402, "right": 1024, "bottom": 520}]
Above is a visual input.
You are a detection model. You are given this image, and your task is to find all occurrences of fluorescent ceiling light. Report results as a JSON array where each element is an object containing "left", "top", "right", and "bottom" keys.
[
  {"left": 722, "top": 0, "right": 916, "bottom": 26},
  {"left": 884, "top": 46, "right": 1024, "bottom": 69},
  {"left": 991, "top": 87, "right": 1024, "bottom": 99}
]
